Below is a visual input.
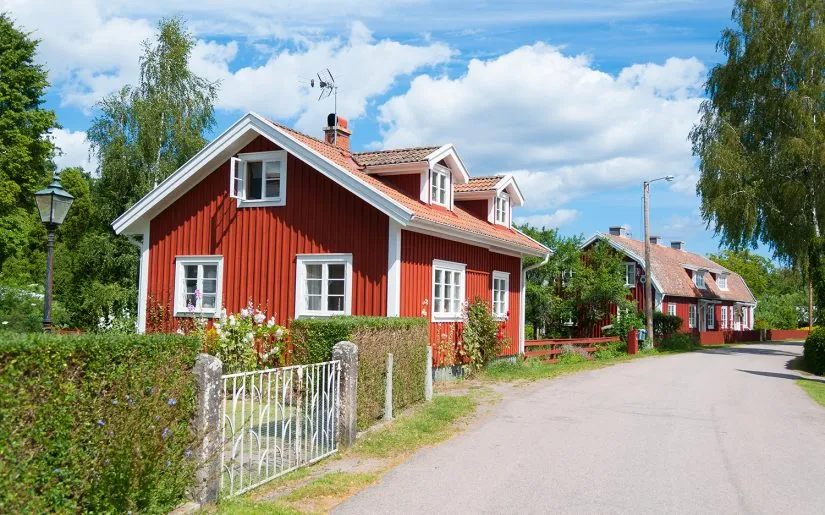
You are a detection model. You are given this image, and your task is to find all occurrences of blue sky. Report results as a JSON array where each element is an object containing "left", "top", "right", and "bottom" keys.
[{"left": 6, "top": 0, "right": 753, "bottom": 257}]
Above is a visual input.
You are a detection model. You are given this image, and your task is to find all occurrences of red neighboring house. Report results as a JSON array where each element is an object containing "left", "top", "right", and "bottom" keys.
[
  {"left": 582, "top": 227, "right": 757, "bottom": 341},
  {"left": 112, "top": 112, "right": 550, "bottom": 356}
]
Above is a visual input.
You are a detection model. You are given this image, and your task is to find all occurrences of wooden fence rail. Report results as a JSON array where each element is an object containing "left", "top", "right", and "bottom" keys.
[{"left": 523, "top": 337, "right": 619, "bottom": 364}]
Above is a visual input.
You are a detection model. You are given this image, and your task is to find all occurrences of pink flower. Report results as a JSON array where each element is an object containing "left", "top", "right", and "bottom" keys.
[{"left": 194, "top": 288, "right": 202, "bottom": 299}]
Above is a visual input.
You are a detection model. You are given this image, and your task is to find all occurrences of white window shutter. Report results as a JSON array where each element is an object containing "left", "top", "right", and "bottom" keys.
[{"left": 229, "top": 157, "right": 244, "bottom": 199}]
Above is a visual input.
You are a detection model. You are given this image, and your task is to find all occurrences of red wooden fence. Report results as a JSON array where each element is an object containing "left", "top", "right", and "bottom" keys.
[{"left": 524, "top": 337, "right": 619, "bottom": 364}]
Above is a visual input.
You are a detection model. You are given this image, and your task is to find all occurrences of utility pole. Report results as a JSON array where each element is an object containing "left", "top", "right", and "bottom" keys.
[{"left": 644, "top": 181, "right": 653, "bottom": 350}]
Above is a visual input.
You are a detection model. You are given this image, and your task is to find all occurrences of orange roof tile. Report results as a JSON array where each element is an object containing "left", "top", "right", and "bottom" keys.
[
  {"left": 266, "top": 120, "right": 547, "bottom": 254},
  {"left": 455, "top": 176, "right": 504, "bottom": 192},
  {"left": 601, "top": 234, "right": 756, "bottom": 303},
  {"left": 352, "top": 147, "right": 440, "bottom": 167}
]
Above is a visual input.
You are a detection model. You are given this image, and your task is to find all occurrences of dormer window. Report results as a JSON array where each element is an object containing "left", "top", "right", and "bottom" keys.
[
  {"left": 495, "top": 194, "right": 509, "bottom": 225},
  {"left": 717, "top": 274, "right": 728, "bottom": 290},
  {"left": 693, "top": 270, "right": 706, "bottom": 289},
  {"left": 430, "top": 166, "right": 450, "bottom": 207}
]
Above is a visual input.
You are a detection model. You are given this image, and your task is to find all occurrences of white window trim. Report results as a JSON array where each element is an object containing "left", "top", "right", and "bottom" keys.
[
  {"left": 295, "top": 254, "right": 353, "bottom": 318},
  {"left": 430, "top": 165, "right": 451, "bottom": 208},
  {"left": 494, "top": 193, "right": 510, "bottom": 227},
  {"left": 492, "top": 270, "right": 510, "bottom": 319},
  {"left": 174, "top": 255, "right": 224, "bottom": 317},
  {"left": 668, "top": 303, "right": 677, "bottom": 316},
  {"left": 705, "top": 304, "right": 715, "bottom": 329},
  {"left": 624, "top": 262, "right": 636, "bottom": 287},
  {"left": 689, "top": 304, "right": 696, "bottom": 329},
  {"left": 718, "top": 273, "right": 728, "bottom": 290},
  {"left": 431, "top": 259, "right": 466, "bottom": 322},
  {"left": 232, "top": 150, "right": 288, "bottom": 207},
  {"left": 694, "top": 270, "right": 706, "bottom": 289}
]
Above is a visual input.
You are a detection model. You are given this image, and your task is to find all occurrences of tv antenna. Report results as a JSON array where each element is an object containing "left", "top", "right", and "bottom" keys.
[{"left": 308, "top": 68, "right": 340, "bottom": 144}]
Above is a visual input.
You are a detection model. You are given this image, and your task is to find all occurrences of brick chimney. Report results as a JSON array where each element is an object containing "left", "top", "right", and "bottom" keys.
[
  {"left": 323, "top": 113, "right": 351, "bottom": 151},
  {"left": 608, "top": 226, "right": 628, "bottom": 237},
  {"left": 649, "top": 235, "right": 663, "bottom": 246},
  {"left": 670, "top": 240, "right": 685, "bottom": 250}
]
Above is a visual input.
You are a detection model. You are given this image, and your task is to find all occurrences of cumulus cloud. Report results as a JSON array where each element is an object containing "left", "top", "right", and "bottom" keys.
[
  {"left": 50, "top": 129, "right": 98, "bottom": 174},
  {"left": 514, "top": 209, "right": 579, "bottom": 229},
  {"left": 376, "top": 44, "right": 705, "bottom": 215}
]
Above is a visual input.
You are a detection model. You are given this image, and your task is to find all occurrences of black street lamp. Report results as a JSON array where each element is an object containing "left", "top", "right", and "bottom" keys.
[{"left": 34, "top": 172, "right": 74, "bottom": 331}]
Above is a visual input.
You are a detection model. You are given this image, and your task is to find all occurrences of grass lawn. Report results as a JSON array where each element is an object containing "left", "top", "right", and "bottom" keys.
[{"left": 797, "top": 379, "right": 825, "bottom": 408}]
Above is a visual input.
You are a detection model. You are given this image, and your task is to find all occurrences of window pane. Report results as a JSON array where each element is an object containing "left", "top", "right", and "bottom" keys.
[
  {"left": 202, "top": 278, "right": 217, "bottom": 294},
  {"left": 434, "top": 283, "right": 441, "bottom": 299},
  {"left": 246, "top": 161, "right": 263, "bottom": 199},
  {"left": 328, "top": 296, "right": 344, "bottom": 312},
  {"left": 185, "top": 265, "right": 198, "bottom": 279},
  {"left": 203, "top": 265, "right": 217, "bottom": 279},
  {"left": 452, "top": 299, "right": 460, "bottom": 313},
  {"left": 306, "top": 264, "right": 322, "bottom": 279},
  {"left": 444, "top": 283, "right": 452, "bottom": 300},
  {"left": 306, "top": 295, "right": 322, "bottom": 311},
  {"left": 265, "top": 178, "right": 281, "bottom": 198},
  {"left": 434, "top": 269, "right": 442, "bottom": 285},
  {"left": 201, "top": 294, "right": 216, "bottom": 309},
  {"left": 306, "top": 279, "right": 322, "bottom": 295},
  {"left": 328, "top": 279, "right": 345, "bottom": 295},
  {"left": 434, "top": 299, "right": 442, "bottom": 313},
  {"left": 328, "top": 264, "right": 345, "bottom": 279},
  {"left": 185, "top": 278, "right": 197, "bottom": 294}
]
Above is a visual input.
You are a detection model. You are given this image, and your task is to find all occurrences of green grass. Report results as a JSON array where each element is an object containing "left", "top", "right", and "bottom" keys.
[
  {"left": 797, "top": 379, "right": 825, "bottom": 408},
  {"left": 281, "top": 472, "right": 379, "bottom": 501},
  {"left": 483, "top": 348, "right": 662, "bottom": 382},
  {"left": 352, "top": 394, "right": 478, "bottom": 458}
]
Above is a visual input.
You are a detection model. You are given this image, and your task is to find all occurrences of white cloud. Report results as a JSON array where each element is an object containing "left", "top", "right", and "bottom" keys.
[
  {"left": 50, "top": 129, "right": 97, "bottom": 173},
  {"left": 514, "top": 209, "right": 579, "bottom": 228},
  {"left": 376, "top": 44, "right": 705, "bottom": 212}
]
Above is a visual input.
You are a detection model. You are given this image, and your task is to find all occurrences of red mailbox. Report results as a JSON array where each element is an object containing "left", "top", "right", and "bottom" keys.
[{"left": 627, "top": 329, "right": 638, "bottom": 355}]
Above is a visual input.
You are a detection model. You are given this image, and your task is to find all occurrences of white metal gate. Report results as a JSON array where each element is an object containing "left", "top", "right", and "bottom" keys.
[{"left": 220, "top": 360, "right": 341, "bottom": 497}]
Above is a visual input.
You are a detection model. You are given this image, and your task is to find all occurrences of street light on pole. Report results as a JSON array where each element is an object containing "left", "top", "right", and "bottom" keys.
[
  {"left": 34, "top": 172, "right": 74, "bottom": 332},
  {"left": 643, "top": 175, "right": 674, "bottom": 350}
]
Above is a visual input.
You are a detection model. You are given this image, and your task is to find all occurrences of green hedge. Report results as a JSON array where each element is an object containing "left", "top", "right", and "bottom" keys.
[
  {"left": 803, "top": 327, "right": 825, "bottom": 375},
  {"left": 291, "top": 316, "right": 429, "bottom": 429},
  {"left": 0, "top": 333, "right": 200, "bottom": 513}
]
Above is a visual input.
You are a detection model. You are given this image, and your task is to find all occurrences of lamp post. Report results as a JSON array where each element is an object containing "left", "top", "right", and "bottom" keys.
[
  {"left": 34, "top": 172, "right": 74, "bottom": 331},
  {"left": 643, "top": 175, "right": 674, "bottom": 349}
]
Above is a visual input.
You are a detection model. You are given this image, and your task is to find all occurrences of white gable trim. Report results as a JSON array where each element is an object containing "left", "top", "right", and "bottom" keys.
[
  {"left": 112, "top": 112, "right": 414, "bottom": 235},
  {"left": 581, "top": 232, "right": 665, "bottom": 295},
  {"left": 495, "top": 175, "right": 525, "bottom": 206},
  {"left": 426, "top": 144, "right": 470, "bottom": 184}
]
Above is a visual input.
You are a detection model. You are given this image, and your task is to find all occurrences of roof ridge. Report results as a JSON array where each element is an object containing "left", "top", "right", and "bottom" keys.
[{"left": 352, "top": 145, "right": 441, "bottom": 156}]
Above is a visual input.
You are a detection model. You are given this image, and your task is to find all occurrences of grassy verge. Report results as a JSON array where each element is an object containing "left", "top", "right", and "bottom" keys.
[
  {"left": 797, "top": 379, "right": 825, "bottom": 408},
  {"left": 217, "top": 393, "right": 480, "bottom": 514}
]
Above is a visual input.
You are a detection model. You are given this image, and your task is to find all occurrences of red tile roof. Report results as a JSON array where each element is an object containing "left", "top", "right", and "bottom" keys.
[
  {"left": 267, "top": 120, "right": 548, "bottom": 254},
  {"left": 601, "top": 234, "right": 756, "bottom": 303},
  {"left": 352, "top": 147, "right": 440, "bottom": 167},
  {"left": 454, "top": 176, "right": 504, "bottom": 192}
]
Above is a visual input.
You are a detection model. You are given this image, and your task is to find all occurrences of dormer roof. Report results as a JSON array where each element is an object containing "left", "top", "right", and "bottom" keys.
[
  {"left": 353, "top": 146, "right": 439, "bottom": 166},
  {"left": 455, "top": 176, "right": 504, "bottom": 192}
]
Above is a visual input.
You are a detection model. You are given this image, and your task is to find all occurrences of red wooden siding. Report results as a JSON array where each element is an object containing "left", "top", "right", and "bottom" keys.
[
  {"left": 148, "top": 135, "right": 388, "bottom": 329},
  {"left": 455, "top": 199, "right": 488, "bottom": 220},
  {"left": 399, "top": 230, "right": 521, "bottom": 357},
  {"left": 381, "top": 173, "right": 421, "bottom": 199}
]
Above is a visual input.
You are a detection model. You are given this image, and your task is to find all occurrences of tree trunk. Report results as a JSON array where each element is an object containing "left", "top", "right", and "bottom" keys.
[{"left": 810, "top": 277, "right": 814, "bottom": 330}]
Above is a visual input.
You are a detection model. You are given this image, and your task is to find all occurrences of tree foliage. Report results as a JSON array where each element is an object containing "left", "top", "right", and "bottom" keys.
[
  {"left": 690, "top": 1, "right": 825, "bottom": 309},
  {"left": 0, "top": 14, "right": 57, "bottom": 270}
]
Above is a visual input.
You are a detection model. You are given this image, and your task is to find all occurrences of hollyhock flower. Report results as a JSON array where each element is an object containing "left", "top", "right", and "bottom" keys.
[
  {"left": 194, "top": 288, "right": 201, "bottom": 299},
  {"left": 275, "top": 328, "right": 284, "bottom": 339},
  {"left": 254, "top": 312, "right": 266, "bottom": 324},
  {"left": 240, "top": 307, "right": 249, "bottom": 317}
]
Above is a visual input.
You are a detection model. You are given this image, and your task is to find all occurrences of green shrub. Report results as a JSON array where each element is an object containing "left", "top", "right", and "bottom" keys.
[
  {"left": 593, "top": 340, "right": 627, "bottom": 360},
  {"left": 653, "top": 312, "right": 683, "bottom": 340},
  {"left": 558, "top": 344, "right": 589, "bottom": 364},
  {"left": 660, "top": 332, "right": 697, "bottom": 351},
  {"left": 803, "top": 328, "right": 825, "bottom": 375},
  {"left": 291, "top": 316, "right": 429, "bottom": 429},
  {"left": 460, "top": 297, "right": 507, "bottom": 374},
  {"left": 0, "top": 333, "right": 199, "bottom": 513},
  {"left": 605, "top": 309, "right": 643, "bottom": 342}
]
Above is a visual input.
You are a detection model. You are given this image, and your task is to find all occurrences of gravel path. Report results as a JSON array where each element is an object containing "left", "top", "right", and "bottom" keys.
[{"left": 336, "top": 343, "right": 825, "bottom": 515}]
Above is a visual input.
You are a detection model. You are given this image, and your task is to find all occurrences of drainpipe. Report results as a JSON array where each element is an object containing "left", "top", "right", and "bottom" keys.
[{"left": 520, "top": 252, "right": 550, "bottom": 355}]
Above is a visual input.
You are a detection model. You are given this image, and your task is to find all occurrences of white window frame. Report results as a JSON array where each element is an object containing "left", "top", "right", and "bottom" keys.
[
  {"left": 718, "top": 274, "right": 728, "bottom": 290},
  {"left": 295, "top": 254, "right": 353, "bottom": 318},
  {"left": 492, "top": 271, "right": 510, "bottom": 319},
  {"left": 694, "top": 270, "right": 706, "bottom": 289},
  {"left": 721, "top": 305, "right": 728, "bottom": 329},
  {"left": 705, "top": 304, "right": 715, "bottom": 329},
  {"left": 431, "top": 259, "right": 466, "bottom": 322},
  {"left": 689, "top": 304, "right": 696, "bottom": 329},
  {"left": 174, "top": 256, "right": 223, "bottom": 317},
  {"left": 668, "top": 303, "right": 677, "bottom": 316},
  {"left": 230, "top": 150, "right": 288, "bottom": 207},
  {"left": 624, "top": 262, "right": 636, "bottom": 287},
  {"left": 494, "top": 193, "right": 510, "bottom": 226},
  {"left": 430, "top": 166, "right": 450, "bottom": 208}
]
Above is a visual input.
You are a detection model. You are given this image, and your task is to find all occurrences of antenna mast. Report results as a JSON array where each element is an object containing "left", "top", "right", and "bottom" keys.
[{"left": 309, "top": 69, "right": 339, "bottom": 144}]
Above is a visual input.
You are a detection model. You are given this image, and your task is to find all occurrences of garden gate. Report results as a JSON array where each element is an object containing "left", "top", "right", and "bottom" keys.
[{"left": 220, "top": 360, "right": 341, "bottom": 497}]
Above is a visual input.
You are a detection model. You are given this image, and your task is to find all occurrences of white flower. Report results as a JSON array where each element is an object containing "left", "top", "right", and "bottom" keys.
[
  {"left": 254, "top": 313, "right": 266, "bottom": 324},
  {"left": 272, "top": 346, "right": 279, "bottom": 354},
  {"left": 220, "top": 308, "right": 227, "bottom": 320},
  {"left": 214, "top": 322, "right": 221, "bottom": 330},
  {"left": 229, "top": 315, "right": 237, "bottom": 327},
  {"left": 267, "top": 318, "right": 275, "bottom": 328},
  {"left": 240, "top": 308, "right": 249, "bottom": 317},
  {"left": 245, "top": 332, "right": 254, "bottom": 342},
  {"left": 275, "top": 328, "right": 284, "bottom": 339},
  {"left": 176, "top": 328, "right": 184, "bottom": 335},
  {"left": 1, "top": 321, "right": 7, "bottom": 326}
]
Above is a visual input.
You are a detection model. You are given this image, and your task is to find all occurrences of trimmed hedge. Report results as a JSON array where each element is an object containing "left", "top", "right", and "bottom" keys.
[
  {"left": 291, "top": 316, "right": 429, "bottom": 429},
  {"left": 0, "top": 333, "right": 200, "bottom": 513},
  {"left": 803, "top": 327, "right": 825, "bottom": 375}
]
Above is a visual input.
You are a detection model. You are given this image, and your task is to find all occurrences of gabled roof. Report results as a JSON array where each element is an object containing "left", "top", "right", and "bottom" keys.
[
  {"left": 352, "top": 147, "right": 440, "bottom": 166},
  {"left": 583, "top": 233, "right": 756, "bottom": 304},
  {"left": 455, "top": 176, "right": 504, "bottom": 192},
  {"left": 112, "top": 112, "right": 549, "bottom": 257}
]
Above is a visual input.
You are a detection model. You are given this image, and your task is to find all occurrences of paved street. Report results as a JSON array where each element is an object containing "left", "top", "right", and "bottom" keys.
[{"left": 337, "top": 343, "right": 825, "bottom": 514}]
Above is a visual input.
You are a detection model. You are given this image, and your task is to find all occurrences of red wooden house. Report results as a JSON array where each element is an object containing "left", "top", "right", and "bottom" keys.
[
  {"left": 582, "top": 227, "right": 757, "bottom": 343},
  {"left": 112, "top": 112, "right": 550, "bottom": 356}
]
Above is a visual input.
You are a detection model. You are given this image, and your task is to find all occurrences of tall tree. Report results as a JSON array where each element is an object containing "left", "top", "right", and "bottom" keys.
[
  {"left": 690, "top": 1, "right": 825, "bottom": 312},
  {"left": 0, "top": 13, "right": 57, "bottom": 273},
  {"left": 707, "top": 249, "right": 775, "bottom": 299},
  {"left": 88, "top": 17, "right": 218, "bottom": 223}
]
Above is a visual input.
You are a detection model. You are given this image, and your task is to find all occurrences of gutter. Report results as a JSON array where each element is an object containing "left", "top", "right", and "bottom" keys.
[{"left": 519, "top": 252, "right": 551, "bottom": 355}]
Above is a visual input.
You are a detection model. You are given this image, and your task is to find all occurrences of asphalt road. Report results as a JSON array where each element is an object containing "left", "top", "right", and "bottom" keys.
[{"left": 336, "top": 342, "right": 825, "bottom": 515}]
